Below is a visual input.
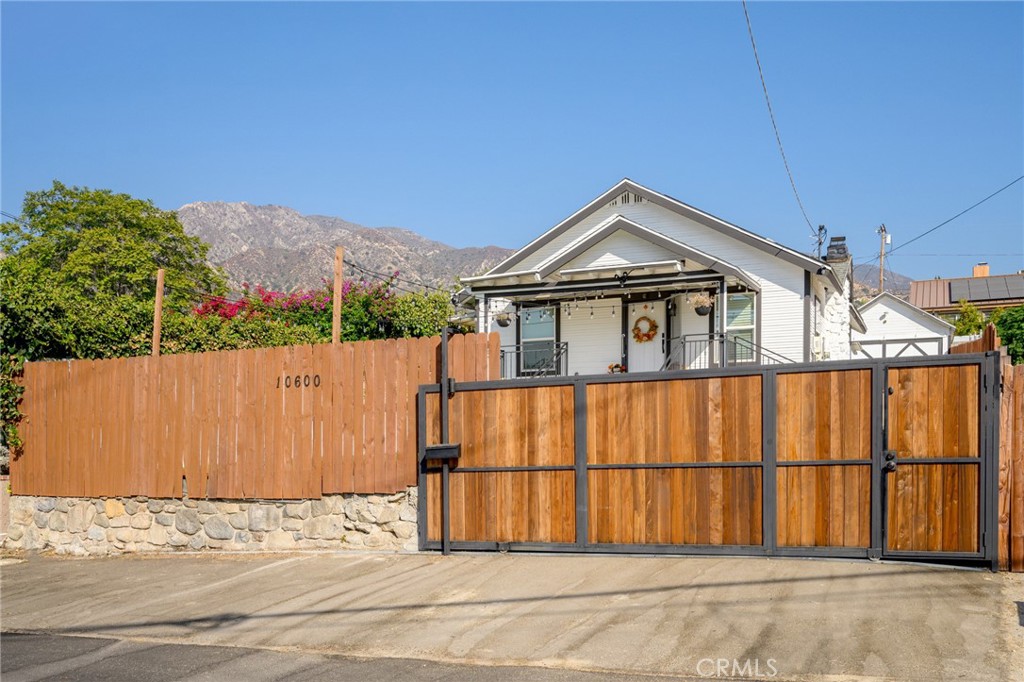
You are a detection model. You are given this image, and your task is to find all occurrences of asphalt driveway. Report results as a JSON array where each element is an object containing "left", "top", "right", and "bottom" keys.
[{"left": 2, "top": 551, "right": 1022, "bottom": 681}]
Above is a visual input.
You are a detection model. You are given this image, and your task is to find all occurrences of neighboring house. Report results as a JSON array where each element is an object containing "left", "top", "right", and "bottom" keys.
[
  {"left": 909, "top": 263, "right": 1024, "bottom": 317},
  {"left": 852, "top": 292, "right": 954, "bottom": 359},
  {"left": 461, "top": 178, "right": 858, "bottom": 377}
]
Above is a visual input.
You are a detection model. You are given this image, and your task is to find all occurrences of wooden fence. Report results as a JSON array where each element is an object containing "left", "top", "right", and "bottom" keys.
[
  {"left": 12, "top": 333, "right": 499, "bottom": 499},
  {"left": 951, "top": 324, "right": 1001, "bottom": 355},
  {"left": 1000, "top": 361, "right": 1024, "bottom": 571}
]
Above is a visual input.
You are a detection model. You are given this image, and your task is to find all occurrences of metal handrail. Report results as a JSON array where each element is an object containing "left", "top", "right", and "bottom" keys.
[
  {"left": 661, "top": 332, "right": 794, "bottom": 370},
  {"left": 499, "top": 341, "right": 569, "bottom": 378}
]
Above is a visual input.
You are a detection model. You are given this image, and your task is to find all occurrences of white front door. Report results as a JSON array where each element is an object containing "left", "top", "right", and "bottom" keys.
[{"left": 626, "top": 301, "right": 667, "bottom": 373}]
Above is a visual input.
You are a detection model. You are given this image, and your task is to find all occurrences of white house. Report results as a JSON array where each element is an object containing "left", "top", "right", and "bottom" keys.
[
  {"left": 852, "top": 292, "right": 954, "bottom": 359},
  {"left": 462, "top": 179, "right": 860, "bottom": 378}
]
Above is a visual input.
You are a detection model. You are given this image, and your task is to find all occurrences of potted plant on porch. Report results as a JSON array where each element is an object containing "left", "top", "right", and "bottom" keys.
[{"left": 687, "top": 291, "right": 716, "bottom": 316}]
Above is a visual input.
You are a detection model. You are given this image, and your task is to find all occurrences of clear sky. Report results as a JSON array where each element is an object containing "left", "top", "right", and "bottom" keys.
[{"left": 2, "top": 1, "right": 1022, "bottom": 281}]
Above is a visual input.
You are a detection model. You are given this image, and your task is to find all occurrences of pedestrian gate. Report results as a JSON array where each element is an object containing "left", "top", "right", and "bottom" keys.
[{"left": 417, "top": 353, "right": 1000, "bottom": 568}]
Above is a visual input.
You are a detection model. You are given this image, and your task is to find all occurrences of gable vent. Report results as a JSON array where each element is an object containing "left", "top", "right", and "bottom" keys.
[{"left": 608, "top": 191, "right": 646, "bottom": 207}]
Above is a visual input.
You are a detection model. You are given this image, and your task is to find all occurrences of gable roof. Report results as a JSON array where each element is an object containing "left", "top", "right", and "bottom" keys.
[
  {"left": 858, "top": 292, "right": 954, "bottom": 332},
  {"left": 529, "top": 214, "right": 760, "bottom": 291},
  {"left": 486, "top": 178, "right": 836, "bottom": 286}
]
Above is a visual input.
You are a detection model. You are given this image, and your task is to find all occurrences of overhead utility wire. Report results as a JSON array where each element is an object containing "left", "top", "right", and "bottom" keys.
[
  {"left": 742, "top": 0, "right": 814, "bottom": 232},
  {"left": 858, "top": 175, "right": 1024, "bottom": 265},
  {"left": 344, "top": 256, "right": 452, "bottom": 292}
]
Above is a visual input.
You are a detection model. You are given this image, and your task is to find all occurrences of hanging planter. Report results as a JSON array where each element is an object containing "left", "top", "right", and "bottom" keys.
[
  {"left": 688, "top": 291, "right": 716, "bottom": 317},
  {"left": 495, "top": 313, "right": 512, "bottom": 328}
]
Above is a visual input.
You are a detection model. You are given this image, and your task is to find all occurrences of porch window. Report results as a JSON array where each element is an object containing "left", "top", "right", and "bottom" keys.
[
  {"left": 520, "top": 307, "right": 556, "bottom": 373},
  {"left": 726, "top": 293, "right": 756, "bottom": 363}
]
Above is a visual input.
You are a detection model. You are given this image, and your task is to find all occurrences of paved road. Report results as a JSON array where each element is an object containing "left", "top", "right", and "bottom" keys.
[
  {"left": 2, "top": 552, "right": 1022, "bottom": 681},
  {"left": 1, "top": 633, "right": 692, "bottom": 682}
]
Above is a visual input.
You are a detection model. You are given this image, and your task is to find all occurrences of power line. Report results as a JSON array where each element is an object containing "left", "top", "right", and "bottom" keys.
[
  {"left": 860, "top": 175, "right": 1024, "bottom": 265},
  {"left": 742, "top": 0, "right": 814, "bottom": 232},
  {"left": 889, "top": 175, "right": 1024, "bottom": 256},
  {"left": 342, "top": 258, "right": 454, "bottom": 295},
  {"left": 0, "top": 210, "right": 31, "bottom": 227}
]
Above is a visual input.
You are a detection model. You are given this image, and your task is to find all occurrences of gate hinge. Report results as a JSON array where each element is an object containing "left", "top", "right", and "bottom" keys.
[{"left": 446, "top": 377, "right": 457, "bottom": 397}]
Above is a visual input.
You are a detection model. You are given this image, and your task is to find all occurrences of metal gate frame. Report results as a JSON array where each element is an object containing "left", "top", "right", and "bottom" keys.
[{"left": 417, "top": 351, "right": 1001, "bottom": 569}]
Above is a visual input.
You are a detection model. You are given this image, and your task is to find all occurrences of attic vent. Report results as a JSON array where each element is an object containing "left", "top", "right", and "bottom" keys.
[{"left": 607, "top": 192, "right": 646, "bottom": 207}]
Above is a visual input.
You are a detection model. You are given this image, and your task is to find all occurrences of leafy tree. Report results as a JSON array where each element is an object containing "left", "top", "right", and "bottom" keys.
[
  {"left": 1, "top": 181, "right": 227, "bottom": 361},
  {"left": 994, "top": 305, "right": 1024, "bottom": 364},
  {"left": 953, "top": 299, "right": 985, "bottom": 336}
]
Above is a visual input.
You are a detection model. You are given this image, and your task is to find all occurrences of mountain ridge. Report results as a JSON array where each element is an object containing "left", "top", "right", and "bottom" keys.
[{"left": 176, "top": 201, "right": 512, "bottom": 292}]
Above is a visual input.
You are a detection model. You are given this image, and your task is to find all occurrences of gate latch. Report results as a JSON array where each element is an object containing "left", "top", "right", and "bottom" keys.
[{"left": 884, "top": 450, "right": 897, "bottom": 461}]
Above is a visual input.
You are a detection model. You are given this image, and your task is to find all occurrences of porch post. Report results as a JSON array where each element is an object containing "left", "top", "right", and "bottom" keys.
[{"left": 718, "top": 279, "right": 727, "bottom": 367}]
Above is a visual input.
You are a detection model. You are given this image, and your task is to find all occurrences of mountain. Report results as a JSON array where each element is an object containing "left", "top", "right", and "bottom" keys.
[
  {"left": 851, "top": 263, "right": 913, "bottom": 300},
  {"left": 176, "top": 202, "right": 512, "bottom": 292}
]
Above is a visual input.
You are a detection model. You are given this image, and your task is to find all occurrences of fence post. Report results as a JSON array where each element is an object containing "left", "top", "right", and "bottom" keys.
[
  {"left": 762, "top": 369, "right": 777, "bottom": 554},
  {"left": 869, "top": 362, "right": 886, "bottom": 559},
  {"left": 333, "top": 247, "right": 344, "bottom": 345},
  {"left": 151, "top": 268, "right": 164, "bottom": 356},
  {"left": 574, "top": 378, "right": 589, "bottom": 548}
]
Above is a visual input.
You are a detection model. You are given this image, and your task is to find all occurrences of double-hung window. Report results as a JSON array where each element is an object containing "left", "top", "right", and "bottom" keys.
[
  {"left": 726, "top": 293, "right": 756, "bottom": 363},
  {"left": 520, "top": 307, "right": 556, "bottom": 374}
]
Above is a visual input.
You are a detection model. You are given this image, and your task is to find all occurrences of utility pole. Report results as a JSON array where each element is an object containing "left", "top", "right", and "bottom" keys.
[
  {"left": 876, "top": 224, "right": 888, "bottom": 293},
  {"left": 814, "top": 224, "right": 827, "bottom": 259}
]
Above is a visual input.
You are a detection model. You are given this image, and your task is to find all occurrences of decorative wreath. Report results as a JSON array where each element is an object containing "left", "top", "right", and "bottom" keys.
[{"left": 631, "top": 316, "right": 658, "bottom": 343}]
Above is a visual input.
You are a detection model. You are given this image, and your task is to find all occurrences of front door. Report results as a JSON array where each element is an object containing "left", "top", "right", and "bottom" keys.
[
  {"left": 882, "top": 364, "right": 985, "bottom": 559},
  {"left": 626, "top": 301, "right": 666, "bottom": 373}
]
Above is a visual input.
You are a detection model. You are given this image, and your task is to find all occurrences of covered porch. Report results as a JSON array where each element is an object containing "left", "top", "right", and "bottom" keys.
[
  {"left": 471, "top": 270, "right": 791, "bottom": 379},
  {"left": 463, "top": 213, "right": 797, "bottom": 378}
]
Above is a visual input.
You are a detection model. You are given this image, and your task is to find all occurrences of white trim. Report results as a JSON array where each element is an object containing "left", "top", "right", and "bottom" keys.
[{"left": 559, "top": 260, "right": 684, "bottom": 278}]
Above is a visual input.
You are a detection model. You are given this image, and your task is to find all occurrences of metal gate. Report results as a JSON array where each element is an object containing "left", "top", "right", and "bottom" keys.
[{"left": 417, "top": 353, "right": 1000, "bottom": 568}]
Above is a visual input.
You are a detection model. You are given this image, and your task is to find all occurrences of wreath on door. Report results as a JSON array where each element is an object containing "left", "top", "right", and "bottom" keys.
[{"left": 631, "top": 316, "right": 658, "bottom": 343}]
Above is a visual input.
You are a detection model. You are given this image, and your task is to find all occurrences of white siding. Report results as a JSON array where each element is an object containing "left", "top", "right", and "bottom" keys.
[
  {"left": 562, "top": 298, "right": 622, "bottom": 375},
  {"left": 560, "top": 230, "right": 679, "bottom": 270}
]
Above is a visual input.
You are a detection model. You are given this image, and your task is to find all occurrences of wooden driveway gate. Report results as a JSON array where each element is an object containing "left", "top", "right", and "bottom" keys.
[{"left": 418, "top": 353, "right": 1000, "bottom": 568}]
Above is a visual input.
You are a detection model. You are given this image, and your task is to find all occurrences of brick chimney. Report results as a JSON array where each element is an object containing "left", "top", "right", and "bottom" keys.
[
  {"left": 825, "top": 236, "right": 850, "bottom": 263},
  {"left": 973, "top": 262, "right": 990, "bottom": 278}
]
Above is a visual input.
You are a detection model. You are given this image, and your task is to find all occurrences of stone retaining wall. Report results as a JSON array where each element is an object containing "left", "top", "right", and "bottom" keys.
[{"left": 3, "top": 489, "right": 418, "bottom": 556}]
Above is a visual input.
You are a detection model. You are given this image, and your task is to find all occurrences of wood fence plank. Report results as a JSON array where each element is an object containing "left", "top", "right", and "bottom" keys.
[{"left": 1012, "top": 365, "right": 1024, "bottom": 572}]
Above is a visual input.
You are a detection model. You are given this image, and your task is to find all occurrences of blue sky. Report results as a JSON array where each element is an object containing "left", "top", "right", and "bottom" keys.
[{"left": 2, "top": 1, "right": 1022, "bottom": 281}]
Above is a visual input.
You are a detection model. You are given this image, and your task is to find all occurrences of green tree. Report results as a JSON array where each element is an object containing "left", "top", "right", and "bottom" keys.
[
  {"left": 994, "top": 305, "right": 1024, "bottom": 364},
  {"left": 953, "top": 299, "right": 985, "bottom": 336},
  {"left": 1, "top": 181, "right": 227, "bottom": 361}
]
